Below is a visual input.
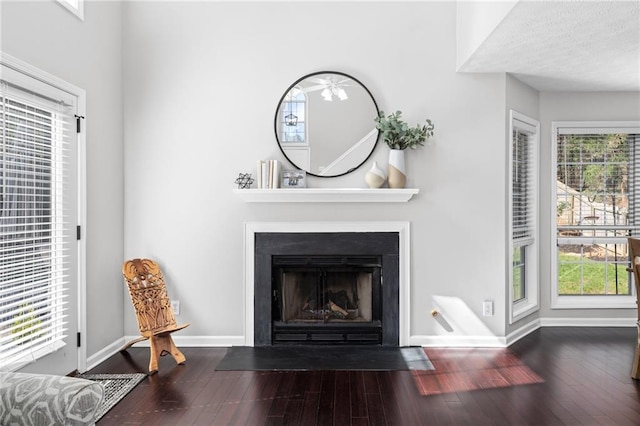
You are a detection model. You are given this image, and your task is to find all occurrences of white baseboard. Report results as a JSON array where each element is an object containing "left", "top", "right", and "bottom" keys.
[
  {"left": 122, "top": 335, "right": 245, "bottom": 348},
  {"left": 85, "top": 337, "right": 126, "bottom": 372},
  {"left": 409, "top": 316, "right": 634, "bottom": 348},
  {"left": 407, "top": 318, "right": 542, "bottom": 348},
  {"left": 172, "top": 335, "right": 246, "bottom": 347},
  {"left": 506, "top": 318, "right": 541, "bottom": 346},
  {"left": 87, "top": 321, "right": 635, "bottom": 367},
  {"left": 85, "top": 335, "right": 243, "bottom": 373},
  {"left": 540, "top": 317, "right": 637, "bottom": 327},
  {"left": 409, "top": 334, "right": 507, "bottom": 347}
]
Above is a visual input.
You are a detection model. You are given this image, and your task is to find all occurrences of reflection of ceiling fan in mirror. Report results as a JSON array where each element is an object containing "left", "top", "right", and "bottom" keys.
[{"left": 300, "top": 76, "right": 353, "bottom": 101}]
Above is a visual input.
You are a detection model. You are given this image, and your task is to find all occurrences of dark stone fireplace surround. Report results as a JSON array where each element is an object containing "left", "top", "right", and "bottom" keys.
[{"left": 254, "top": 232, "right": 400, "bottom": 346}]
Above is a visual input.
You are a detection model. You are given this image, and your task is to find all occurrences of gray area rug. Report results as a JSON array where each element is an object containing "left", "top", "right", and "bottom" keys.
[{"left": 79, "top": 373, "right": 147, "bottom": 421}]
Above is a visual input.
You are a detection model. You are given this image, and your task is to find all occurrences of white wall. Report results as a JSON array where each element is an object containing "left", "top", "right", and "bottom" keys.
[
  {"left": 3, "top": 1, "right": 637, "bottom": 362},
  {"left": 1, "top": 1, "right": 125, "bottom": 358},
  {"left": 506, "top": 74, "right": 540, "bottom": 121},
  {"left": 539, "top": 91, "right": 640, "bottom": 320},
  {"left": 122, "top": 1, "right": 509, "bottom": 345},
  {"left": 456, "top": 0, "right": 518, "bottom": 70}
]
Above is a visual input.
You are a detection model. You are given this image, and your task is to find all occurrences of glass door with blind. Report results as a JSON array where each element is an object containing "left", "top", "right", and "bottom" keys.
[
  {"left": 554, "top": 124, "right": 640, "bottom": 303},
  {"left": 1, "top": 61, "right": 81, "bottom": 375}
]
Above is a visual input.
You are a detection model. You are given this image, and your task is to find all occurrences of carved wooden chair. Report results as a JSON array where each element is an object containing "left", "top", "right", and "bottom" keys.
[
  {"left": 626, "top": 238, "right": 640, "bottom": 379},
  {"left": 122, "top": 258, "right": 189, "bottom": 374}
]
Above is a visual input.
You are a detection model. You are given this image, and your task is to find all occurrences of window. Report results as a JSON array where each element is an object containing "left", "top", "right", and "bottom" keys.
[
  {"left": 0, "top": 64, "right": 77, "bottom": 369},
  {"left": 552, "top": 122, "right": 640, "bottom": 309},
  {"left": 509, "top": 111, "right": 539, "bottom": 323},
  {"left": 280, "top": 86, "right": 306, "bottom": 144}
]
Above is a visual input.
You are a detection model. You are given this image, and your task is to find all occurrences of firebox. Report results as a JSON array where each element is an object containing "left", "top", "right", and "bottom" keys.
[
  {"left": 254, "top": 232, "right": 399, "bottom": 346},
  {"left": 272, "top": 256, "right": 382, "bottom": 344}
]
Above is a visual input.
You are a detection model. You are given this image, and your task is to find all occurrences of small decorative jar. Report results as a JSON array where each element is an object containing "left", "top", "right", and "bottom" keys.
[{"left": 365, "top": 161, "right": 386, "bottom": 188}]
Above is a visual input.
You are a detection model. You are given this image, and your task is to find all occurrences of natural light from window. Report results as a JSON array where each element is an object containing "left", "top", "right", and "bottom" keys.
[{"left": 552, "top": 122, "right": 640, "bottom": 309}]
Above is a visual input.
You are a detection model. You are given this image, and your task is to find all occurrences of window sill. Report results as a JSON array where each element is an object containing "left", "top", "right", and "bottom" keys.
[
  {"left": 233, "top": 188, "right": 419, "bottom": 203},
  {"left": 511, "top": 299, "right": 539, "bottom": 323}
]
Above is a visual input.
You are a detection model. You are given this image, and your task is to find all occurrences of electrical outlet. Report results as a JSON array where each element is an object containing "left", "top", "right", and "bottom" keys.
[
  {"left": 171, "top": 300, "right": 180, "bottom": 316},
  {"left": 483, "top": 300, "right": 494, "bottom": 317}
]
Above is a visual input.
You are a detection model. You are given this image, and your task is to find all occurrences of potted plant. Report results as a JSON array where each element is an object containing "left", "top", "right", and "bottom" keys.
[{"left": 374, "top": 110, "right": 434, "bottom": 188}]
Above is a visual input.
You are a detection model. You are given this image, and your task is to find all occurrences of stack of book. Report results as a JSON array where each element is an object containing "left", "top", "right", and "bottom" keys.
[{"left": 256, "top": 159, "right": 281, "bottom": 189}]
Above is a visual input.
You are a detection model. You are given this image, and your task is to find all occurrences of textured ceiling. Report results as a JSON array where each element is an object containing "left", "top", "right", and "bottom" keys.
[{"left": 459, "top": 0, "right": 640, "bottom": 92}]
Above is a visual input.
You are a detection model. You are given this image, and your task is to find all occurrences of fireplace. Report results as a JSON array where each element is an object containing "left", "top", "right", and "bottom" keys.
[
  {"left": 272, "top": 255, "right": 383, "bottom": 344},
  {"left": 254, "top": 232, "right": 399, "bottom": 346}
]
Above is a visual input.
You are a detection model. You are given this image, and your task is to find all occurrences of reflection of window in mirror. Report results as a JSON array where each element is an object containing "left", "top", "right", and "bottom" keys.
[{"left": 281, "top": 86, "right": 306, "bottom": 144}]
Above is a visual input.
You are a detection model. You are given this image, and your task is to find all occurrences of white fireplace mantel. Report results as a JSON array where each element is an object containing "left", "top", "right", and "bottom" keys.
[{"left": 233, "top": 188, "right": 419, "bottom": 203}]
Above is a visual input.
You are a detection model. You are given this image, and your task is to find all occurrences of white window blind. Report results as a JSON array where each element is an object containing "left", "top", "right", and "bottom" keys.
[
  {"left": 512, "top": 125, "right": 536, "bottom": 242},
  {"left": 509, "top": 111, "right": 539, "bottom": 322},
  {"left": 0, "top": 80, "right": 74, "bottom": 368},
  {"left": 555, "top": 130, "right": 640, "bottom": 296}
]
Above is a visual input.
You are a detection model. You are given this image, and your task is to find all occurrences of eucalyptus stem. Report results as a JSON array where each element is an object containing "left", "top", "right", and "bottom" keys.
[{"left": 374, "top": 110, "right": 434, "bottom": 150}]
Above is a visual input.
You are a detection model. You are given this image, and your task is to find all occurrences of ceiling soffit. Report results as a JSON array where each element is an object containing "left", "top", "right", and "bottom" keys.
[{"left": 458, "top": 1, "right": 640, "bottom": 92}]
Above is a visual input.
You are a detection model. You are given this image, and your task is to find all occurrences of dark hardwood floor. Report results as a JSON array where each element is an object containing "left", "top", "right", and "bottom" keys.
[{"left": 89, "top": 327, "right": 640, "bottom": 425}]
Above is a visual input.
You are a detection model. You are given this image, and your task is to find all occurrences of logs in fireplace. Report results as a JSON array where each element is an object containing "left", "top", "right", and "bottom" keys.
[{"left": 272, "top": 256, "right": 382, "bottom": 344}]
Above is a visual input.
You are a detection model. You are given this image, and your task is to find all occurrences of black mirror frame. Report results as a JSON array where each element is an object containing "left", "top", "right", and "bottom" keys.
[{"left": 274, "top": 70, "right": 380, "bottom": 178}]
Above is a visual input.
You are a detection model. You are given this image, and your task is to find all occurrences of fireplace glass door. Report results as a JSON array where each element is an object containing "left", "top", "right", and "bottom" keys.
[{"left": 272, "top": 256, "right": 382, "bottom": 344}]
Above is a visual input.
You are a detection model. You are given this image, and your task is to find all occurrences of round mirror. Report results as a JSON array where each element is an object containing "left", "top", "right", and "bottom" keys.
[{"left": 274, "top": 71, "right": 379, "bottom": 177}]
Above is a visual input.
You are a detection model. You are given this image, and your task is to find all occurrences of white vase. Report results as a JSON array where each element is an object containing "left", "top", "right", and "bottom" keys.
[
  {"left": 387, "top": 149, "right": 406, "bottom": 188},
  {"left": 365, "top": 161, "right": 386, "bottom": 188}
]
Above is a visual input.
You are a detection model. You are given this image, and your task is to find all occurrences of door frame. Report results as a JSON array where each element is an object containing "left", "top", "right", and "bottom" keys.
[{"left": 1, "top": 52, "right": 87, "bottom": 373}]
